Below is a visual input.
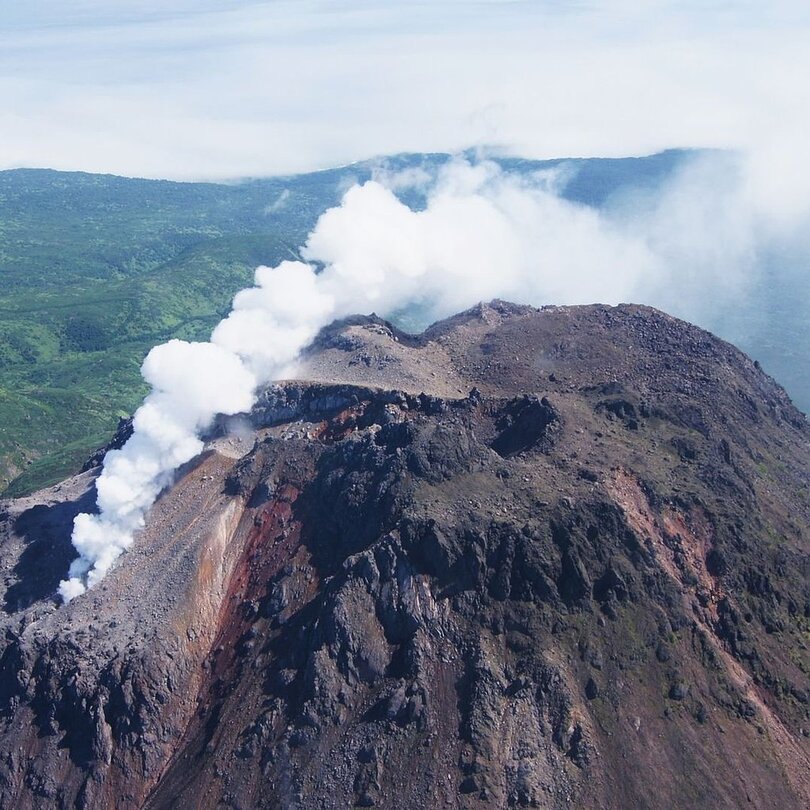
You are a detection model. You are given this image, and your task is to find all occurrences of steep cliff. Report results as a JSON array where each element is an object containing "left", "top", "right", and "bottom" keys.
[{"left": 0, "top": 302, "right": 808, "bottom": 808}]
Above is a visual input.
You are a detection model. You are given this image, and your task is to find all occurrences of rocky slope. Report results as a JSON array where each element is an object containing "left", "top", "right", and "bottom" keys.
[{"left": 0, "top": 301, "right": 808, "bottom": 809}]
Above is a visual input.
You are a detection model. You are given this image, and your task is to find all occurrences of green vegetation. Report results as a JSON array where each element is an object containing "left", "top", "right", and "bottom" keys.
[{"left": 0, "top": 166, "right": 359, "bottom": 494}]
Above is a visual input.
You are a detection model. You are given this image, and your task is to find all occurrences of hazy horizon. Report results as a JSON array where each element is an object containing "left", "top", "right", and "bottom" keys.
[
  {"left": 0, "top": 146, "right": 703, "bottom": 185},
  {"left": 2, "top": 2, "right": 808, "bottom": 182}
]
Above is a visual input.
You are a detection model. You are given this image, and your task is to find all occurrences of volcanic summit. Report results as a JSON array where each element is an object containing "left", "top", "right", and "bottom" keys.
[{"left": 0, "top": 301, "right": 808, "bottom": 809}]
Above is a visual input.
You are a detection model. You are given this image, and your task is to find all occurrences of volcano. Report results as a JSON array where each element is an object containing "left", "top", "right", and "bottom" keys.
[{"left": 0, "top": 301, "right": 808, "bottom": 809}]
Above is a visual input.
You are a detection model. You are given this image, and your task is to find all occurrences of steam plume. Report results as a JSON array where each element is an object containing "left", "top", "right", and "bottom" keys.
[
  {"left": 59, "top": 342, "right": 256, "bottom": 600},
  {"left": 58, "top": 152, "right": 807, "bottom": 600}
]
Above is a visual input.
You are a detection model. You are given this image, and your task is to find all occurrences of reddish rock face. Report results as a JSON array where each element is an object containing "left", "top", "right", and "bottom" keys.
[{"left": 0, "top": 302, "right": 808, "bottom": 809}]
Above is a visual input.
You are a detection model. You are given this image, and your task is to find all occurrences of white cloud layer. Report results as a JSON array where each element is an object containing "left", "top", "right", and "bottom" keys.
[{"left": 1, "top": 1, "right": 809, "bottom": 179}]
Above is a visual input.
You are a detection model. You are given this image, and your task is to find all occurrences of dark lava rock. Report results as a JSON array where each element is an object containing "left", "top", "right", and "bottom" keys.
[
  {"left": 669, "top": 681, "right": 690, "bottom": 701},
  {"left": 82, "top": 416, "right": 134, "bottom": 471}
]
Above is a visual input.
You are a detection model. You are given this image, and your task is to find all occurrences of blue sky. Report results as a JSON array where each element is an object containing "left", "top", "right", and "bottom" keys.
[{"left": 1, "top": 1, "right": 808, "bottom": 179}]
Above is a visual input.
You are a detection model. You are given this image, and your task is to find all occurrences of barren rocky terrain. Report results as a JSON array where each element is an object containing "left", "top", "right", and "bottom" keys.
[{"left": 0, "top": 301, "right": 808, "bottom": 808}]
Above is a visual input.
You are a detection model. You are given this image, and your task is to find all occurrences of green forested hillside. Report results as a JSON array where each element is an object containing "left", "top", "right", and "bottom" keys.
[
  {"left": 0, "top": 150, "right": 705, "bottom": 495},
  {"left": 0, "top": 166, "right": 354, "bottom": 494}
]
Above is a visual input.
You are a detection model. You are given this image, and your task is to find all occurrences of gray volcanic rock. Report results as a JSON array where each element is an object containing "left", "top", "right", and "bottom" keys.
[{"left": 0, "top": 302, "right": 809, "bottom": 809}]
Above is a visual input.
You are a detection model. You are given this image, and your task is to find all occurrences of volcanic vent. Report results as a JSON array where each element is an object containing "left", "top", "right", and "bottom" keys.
[{"left": 0, "top": 301, "right": 808, "bottom": 809}]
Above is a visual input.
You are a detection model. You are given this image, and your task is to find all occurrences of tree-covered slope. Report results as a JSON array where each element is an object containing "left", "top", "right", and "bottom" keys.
[{"left": 0, "top": 165, "right": 350, "bottom": 494}]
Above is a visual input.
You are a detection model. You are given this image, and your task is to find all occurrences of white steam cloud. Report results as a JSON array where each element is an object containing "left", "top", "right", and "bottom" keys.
[
  {"left": 59, "top": 342, "right": 256, "bottom": 600},
  {"left": 58, "top": 151, "right": 809, "bottom": 600}
]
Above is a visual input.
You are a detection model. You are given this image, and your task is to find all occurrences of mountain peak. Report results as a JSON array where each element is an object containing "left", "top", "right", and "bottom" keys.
[{"left": 0, "top": 304, "right": 808, "bottom": 808}]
